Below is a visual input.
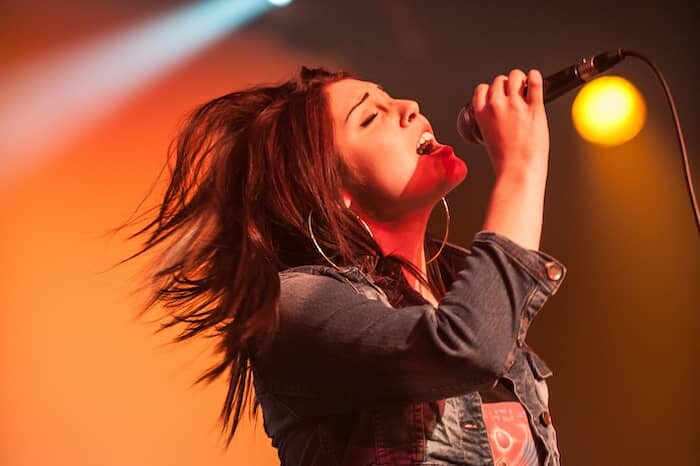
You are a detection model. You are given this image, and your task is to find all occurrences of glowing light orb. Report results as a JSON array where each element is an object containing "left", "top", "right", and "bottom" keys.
[{"left": 571, "top": 75, "right": 646, "bottom": 147}]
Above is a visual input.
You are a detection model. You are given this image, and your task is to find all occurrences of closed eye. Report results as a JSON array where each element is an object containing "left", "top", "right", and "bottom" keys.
[{"left": 361, "top": 112, "right": 378, "bottom": 127}]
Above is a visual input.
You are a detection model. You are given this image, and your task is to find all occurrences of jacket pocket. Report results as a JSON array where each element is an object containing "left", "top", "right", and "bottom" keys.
[
  {"left": 525, "top": 347, "right": 553, "bottom": 407},
  {"left": 525, "top": 346, "right": 553, "bottom": 380}
]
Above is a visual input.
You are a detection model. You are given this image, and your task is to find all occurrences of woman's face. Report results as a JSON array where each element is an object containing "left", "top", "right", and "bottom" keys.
[{"left": 325, "top": 78, "right": 467, "bottom": 222}]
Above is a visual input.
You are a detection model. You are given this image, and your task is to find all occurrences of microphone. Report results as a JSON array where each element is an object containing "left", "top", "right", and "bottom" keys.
[{"left": 456, "top": 49, "right": 627, "bottom": 144}]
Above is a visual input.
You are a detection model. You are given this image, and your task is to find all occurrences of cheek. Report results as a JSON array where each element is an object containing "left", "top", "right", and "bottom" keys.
[{"left": 354, "top": 147, "right": 420, "bottom": 199}]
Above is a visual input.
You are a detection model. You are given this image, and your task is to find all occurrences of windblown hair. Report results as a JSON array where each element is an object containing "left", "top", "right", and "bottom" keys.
[{"left": 116, "top": 66, "right": 456, "bottom": 445}]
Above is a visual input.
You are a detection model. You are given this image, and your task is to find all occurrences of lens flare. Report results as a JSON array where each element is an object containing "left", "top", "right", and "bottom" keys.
[{"left": 571, "top": 75, "right": 646, "bottom": 147}]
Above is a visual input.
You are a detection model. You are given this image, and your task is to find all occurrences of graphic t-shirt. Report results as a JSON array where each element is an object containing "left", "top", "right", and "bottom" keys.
[{"left": 479, "top": 380, "right": 542, "bottom": 466}]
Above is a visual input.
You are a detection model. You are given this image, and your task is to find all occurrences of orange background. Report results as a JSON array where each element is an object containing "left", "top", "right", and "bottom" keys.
[{"left": 0, "top": 6, "right": 329, "bottom": 463}]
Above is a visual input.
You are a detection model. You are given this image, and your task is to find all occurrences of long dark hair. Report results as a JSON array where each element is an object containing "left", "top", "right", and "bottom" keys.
[{"left": 114, "top": 66, "right": 455, "bottom": 445}]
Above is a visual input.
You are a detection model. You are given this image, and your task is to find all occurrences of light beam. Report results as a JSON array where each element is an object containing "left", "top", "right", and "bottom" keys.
[{"left": 0, "top": 0, "right": 273, "bottom": 187}]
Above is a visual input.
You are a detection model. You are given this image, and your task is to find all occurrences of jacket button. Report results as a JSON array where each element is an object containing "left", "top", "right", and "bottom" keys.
[
  {"left": 540, "top": 410, "right": 552, "bottom": 426},
  {"left": 545, "top": 262, "right": 563, "bottom": 281}
]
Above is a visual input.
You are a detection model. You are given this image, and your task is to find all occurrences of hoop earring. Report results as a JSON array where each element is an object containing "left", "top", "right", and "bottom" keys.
[
  {"left": 307, "top": 211, "right": 341, "bottom": 270},
  {"left": 308, "top": 211, "right": 373, "bottom": 270},
  {"left": 356, "top": 216, "right": 374, "bottom": 239},
  {"left": 426, "top": 197, "right": 450, "bottom": 264}
]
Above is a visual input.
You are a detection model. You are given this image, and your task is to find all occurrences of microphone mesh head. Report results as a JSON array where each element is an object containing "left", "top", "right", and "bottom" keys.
[{"left": 456, "top": 105, "right": 483, "bottom": 144}]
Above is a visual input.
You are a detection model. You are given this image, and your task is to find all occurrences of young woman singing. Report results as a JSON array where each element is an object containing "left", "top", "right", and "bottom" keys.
[{"left": 122, "top": 66, "right": 566, "bottom": 465}]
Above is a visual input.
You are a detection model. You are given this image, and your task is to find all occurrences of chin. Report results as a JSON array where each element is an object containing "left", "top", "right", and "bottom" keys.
[
  {"left": 443, "top": 155, "right": 468, "bottom": 185},
  {"left": 402, "top": 154, "right": 467, "bottom": 203}
]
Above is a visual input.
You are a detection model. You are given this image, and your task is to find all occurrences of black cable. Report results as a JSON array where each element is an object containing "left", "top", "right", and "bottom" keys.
[{"left": 621, "top": 49, "right": 700, "bottom": 236}]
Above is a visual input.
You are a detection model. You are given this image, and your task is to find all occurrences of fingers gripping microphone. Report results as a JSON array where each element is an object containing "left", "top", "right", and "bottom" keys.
[{"left": 456, "top": 49, "right": 627, "bottom": 144}]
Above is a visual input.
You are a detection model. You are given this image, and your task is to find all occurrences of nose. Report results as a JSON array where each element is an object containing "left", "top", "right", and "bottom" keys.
[{"left": 398, "top": 99, "right": 420, "bottom": 127}]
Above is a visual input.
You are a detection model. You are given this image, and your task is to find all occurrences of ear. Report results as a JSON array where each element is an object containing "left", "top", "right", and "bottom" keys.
[{"left": 341, "top": 190, "right": 352, "bottom": 209}]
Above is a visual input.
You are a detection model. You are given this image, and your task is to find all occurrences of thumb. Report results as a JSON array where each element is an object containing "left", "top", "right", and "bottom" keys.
[{"left": 526, "top": 69, "right": 544, "bottom": 105}]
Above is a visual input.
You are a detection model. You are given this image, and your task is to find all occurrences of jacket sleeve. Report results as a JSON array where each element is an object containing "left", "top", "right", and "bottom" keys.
[{"left": 252, "top": 230, "right": 566, "bottom": 415}]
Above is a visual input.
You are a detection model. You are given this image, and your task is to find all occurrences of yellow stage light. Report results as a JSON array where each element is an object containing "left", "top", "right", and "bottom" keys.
[{"left": 571, "top": 75, "right": 646, "bottom": 147}]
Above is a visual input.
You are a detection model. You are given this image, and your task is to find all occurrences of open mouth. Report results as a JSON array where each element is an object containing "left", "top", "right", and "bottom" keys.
[{"left": 416, "top": 131, "right": 436, "bottom": 155}]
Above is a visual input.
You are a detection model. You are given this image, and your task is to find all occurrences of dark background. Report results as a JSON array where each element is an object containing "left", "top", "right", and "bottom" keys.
[{"left": 251, "top": 3, "right": 700, "bottom": 464}]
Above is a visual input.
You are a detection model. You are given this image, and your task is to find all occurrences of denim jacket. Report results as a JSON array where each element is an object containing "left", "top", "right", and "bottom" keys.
[{"left": 251, "top": 231, "right": 567, "bottom": 465}]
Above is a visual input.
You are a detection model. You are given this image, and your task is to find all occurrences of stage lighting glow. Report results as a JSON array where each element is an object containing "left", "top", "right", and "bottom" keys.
[
  {"left": 571, "top": 75, "right": 646, "bottom": 147},
  {"left": 268, "top": 0, "right": 293, "bottom": 6},
  {"left": 0, "top": 0, "right": 273, "bottom": 187}
]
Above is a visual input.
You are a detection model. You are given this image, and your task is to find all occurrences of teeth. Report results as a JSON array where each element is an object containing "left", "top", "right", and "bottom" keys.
[{"left": 416, "top": 131, "right": 435, "bottom": 155}]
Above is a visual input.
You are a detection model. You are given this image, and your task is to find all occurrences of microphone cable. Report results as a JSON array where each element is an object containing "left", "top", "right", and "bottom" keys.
[{"left": 621, "top": 50, "right": 699, "bottom": 237}]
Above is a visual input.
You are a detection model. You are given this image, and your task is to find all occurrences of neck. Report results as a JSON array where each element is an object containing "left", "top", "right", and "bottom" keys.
[{"left": 357, "top": 208, "right": 431, "bottom": 291}]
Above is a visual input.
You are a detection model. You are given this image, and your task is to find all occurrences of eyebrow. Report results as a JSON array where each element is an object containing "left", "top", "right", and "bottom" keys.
[
  {"left": 344, "top": 85, "right": 387, "bottom": 125},
  {"left": 345, "top": 92, "right": 370, "bottom": 124}
]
